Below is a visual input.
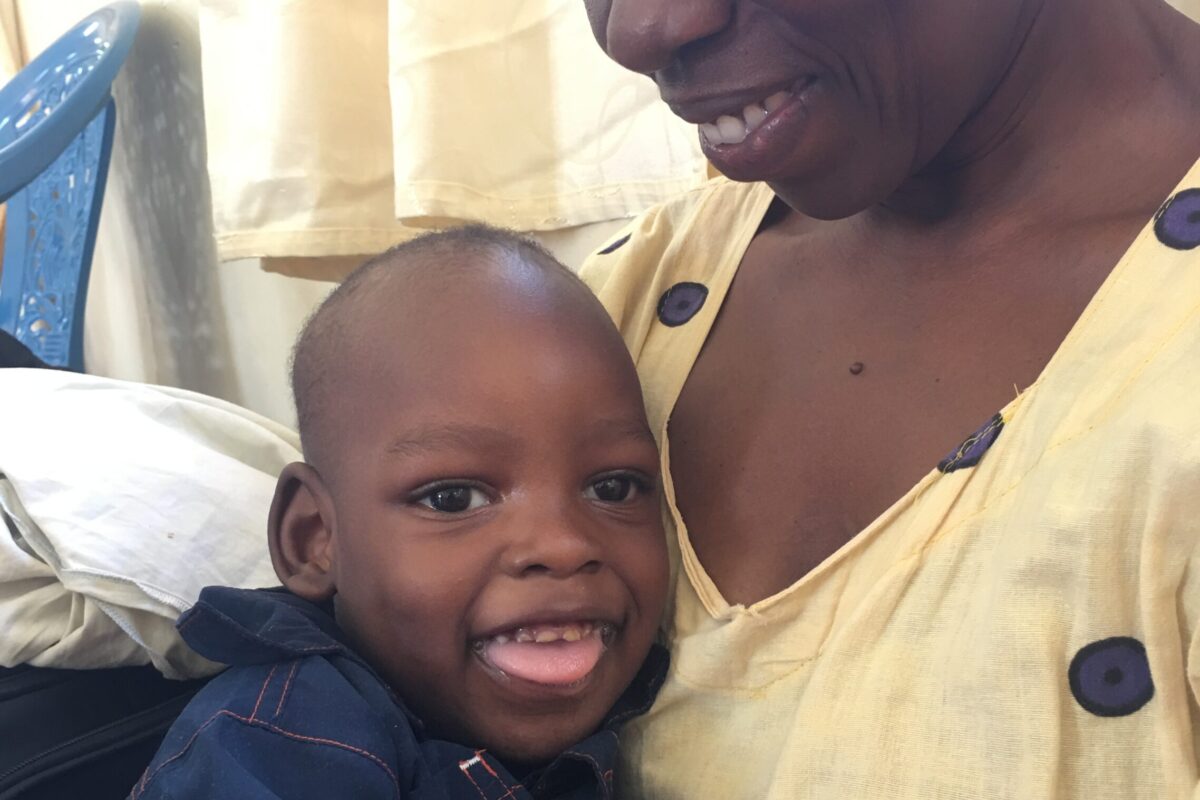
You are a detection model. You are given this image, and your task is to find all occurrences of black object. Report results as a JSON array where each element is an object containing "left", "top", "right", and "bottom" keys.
[
  {"left": 0, "top": 664, "right": 208, "bottom": 799},
  {"left": 0, "top": 331, "right": 53, "bottom": 370}
]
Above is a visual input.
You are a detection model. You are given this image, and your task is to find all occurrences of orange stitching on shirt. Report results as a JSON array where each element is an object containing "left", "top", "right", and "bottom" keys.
[
  {"left": 133, "top": 708, "right": 230, "bottom": 798},
  {"left": 250, "top": 664, "right": 278, "bottom": 721},
  {"left": 497, "top": 781, "right": 523, "bottom": 799},
  {"left": 134, "top": 705, "right": 402, "bottom": 798},
  {"left": 458, "top": 754, "right": 491, "bottom": 800},
  {"left": 476, "top": 752, "right": 525, "bottom": 799},
  {"left": 563, "top": 748, "right": 607, "bottom": 786},
  {"left": 225, "top": 710, "right": 401, "bottom": 795},
  {"left": 458, "top": 751, "right": 526, "bottom": 800},
  {"left": 274, "top": 662, "right": 299, "bottom": 719}
]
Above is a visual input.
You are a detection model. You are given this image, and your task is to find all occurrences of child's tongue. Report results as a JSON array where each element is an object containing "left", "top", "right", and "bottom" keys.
[{"left": 483, "top": 630, "right": 605, "bottom": 686}]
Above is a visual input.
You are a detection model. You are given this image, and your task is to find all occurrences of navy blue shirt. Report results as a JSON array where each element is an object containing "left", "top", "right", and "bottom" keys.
[{"left": 130, "top": 587, "right": 668, "bottom": 799}]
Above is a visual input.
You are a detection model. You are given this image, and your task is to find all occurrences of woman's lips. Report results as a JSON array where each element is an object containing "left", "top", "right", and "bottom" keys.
[{"left": 693, "top": 77, "right": 822, "bottom": 178}]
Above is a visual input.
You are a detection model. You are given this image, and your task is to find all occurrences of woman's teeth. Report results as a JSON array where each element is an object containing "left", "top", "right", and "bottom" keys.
[{"left": 699, "top": 90, "right": 791, "bottom": 147}]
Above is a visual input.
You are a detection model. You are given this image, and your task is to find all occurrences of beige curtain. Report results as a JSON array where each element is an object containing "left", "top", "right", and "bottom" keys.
[
  {"left": 0, "top": 0, "right": 20, "bottom": 83},
  {"left": 0, "top": 0, "right": 21, "bottom": 255},
  {"left": 198, "top": 0, "right": 705, "bottom": 279},
  {"left": 1, "top": 1, "right": 639, "bottom": 422},
  {"left": 199, "top": 0, "right": 414, "bottom": 266},
  {"left": 386, "top": 0, "right": 704, "bottom": 230}
]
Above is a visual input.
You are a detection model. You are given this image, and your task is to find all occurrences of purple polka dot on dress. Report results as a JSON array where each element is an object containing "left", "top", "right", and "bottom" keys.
[
  {"left": 937, "top": 413, "right": 1004, "bottom": 473},
  {"left": 1154, "top": 188, "right": 1200, "bottom": 250},
  {"left": 656, "top": 282, "right": 708, "bottom": 327},
  {"left": 1068, "top": 637, "right": 1154, "bottom": 717},
  {"left": 598, "top": 233, "right": 631, "bottom": 255}
]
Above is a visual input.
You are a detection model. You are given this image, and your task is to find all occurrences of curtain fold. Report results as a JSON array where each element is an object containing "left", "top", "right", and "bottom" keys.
[
  {"left": 386, "top": 0, "right": 705, "bottom": 231},
  {"left": 198, "top": 0, "right": 705, "bottom": 277},
  {"left": 199, "top": 0, "right": 415, "bottom": 265}
]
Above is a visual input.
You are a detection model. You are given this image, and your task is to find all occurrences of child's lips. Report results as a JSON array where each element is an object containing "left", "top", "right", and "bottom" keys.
[{"left": 473, "top": 620, "right": 616, "bottom": 688}]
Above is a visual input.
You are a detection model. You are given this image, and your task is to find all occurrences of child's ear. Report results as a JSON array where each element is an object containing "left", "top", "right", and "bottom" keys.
[{"left": 268, "top": 462, "right": 337, "bottom": 602}]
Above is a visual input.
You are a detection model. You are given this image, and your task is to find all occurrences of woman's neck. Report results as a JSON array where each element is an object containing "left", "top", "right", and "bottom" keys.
[{"left": 874, "top": 0, "right": 1200, "bottom": 230}]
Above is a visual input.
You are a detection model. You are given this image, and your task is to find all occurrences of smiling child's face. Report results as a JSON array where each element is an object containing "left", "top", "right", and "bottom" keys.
[{"left": 272, "top": 247, "right": 668, "bottom": 765}]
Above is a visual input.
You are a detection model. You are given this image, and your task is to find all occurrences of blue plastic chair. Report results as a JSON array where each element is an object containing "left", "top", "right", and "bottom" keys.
[{"left": 0, "top": 2, "right": 139, "bottom": 371}]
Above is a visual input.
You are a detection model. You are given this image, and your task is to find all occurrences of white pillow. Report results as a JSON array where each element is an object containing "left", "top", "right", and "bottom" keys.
[{"left": 0, "top": 369, "right": 301, "bottom": 678}]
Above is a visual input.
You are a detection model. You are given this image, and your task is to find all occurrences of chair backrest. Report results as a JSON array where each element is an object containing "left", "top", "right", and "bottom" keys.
[{"left": 0, "top": 3, "right": 139, "bottom": 371}]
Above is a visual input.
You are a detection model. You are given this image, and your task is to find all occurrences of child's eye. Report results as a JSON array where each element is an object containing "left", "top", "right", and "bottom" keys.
[
  {"left": 415, "top": 485, "right": 490, "bottom": 513},
  {"left": 585, "top": 474, "right": 646, "bottom": 503}
]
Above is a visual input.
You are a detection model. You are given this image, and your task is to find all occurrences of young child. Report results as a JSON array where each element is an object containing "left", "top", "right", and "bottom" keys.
[{"left": 131, "top": 226, "right": 669, "bottom": 799}]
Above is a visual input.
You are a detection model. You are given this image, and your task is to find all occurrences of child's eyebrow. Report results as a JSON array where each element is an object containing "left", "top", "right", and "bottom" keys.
[
  {"left": 381, "top": 418, "right": 655, "bottom": 458},
  {"left": 581, "top": 417, "right": 658, "bottom": 447},
  {"left": 383, "top": 424, "right": 517, "bottom": 457}
]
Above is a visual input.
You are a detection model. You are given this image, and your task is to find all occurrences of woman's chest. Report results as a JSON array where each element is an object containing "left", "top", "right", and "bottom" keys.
[
  {"left": 666, "top": 228, "right": 1110, "bottom": 606},
  {"left": 633, "top": 363, "right": 1200, "bottom": 798}
]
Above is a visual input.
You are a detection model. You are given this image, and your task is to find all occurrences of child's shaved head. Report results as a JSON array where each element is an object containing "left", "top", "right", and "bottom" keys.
[{"left": 290, "top": 224, "right": 609, "bottom": 471}]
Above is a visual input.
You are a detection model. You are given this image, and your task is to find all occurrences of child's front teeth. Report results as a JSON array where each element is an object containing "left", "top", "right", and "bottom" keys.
[{"left": 506, "top": 622, "right": 598, "bottom": 645}]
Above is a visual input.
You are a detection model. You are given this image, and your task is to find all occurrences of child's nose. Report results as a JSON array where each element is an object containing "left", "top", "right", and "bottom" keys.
[{"left": 502, "top": 505, "right": 604, "bottom": 579}]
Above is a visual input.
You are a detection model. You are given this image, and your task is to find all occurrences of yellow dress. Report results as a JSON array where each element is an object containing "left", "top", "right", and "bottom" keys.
[{"left": 579, "top": 160, "right": 1200, "bottom": 799}]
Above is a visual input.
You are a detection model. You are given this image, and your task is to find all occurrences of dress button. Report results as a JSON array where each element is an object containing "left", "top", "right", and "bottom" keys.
[
  {"left": 1068, "top": 636, "right": 1155, "bottom": 717},
  {"left": 597, "top": 233, "right": 632, "bottom": 255},
  {"left": 937, "top": 413, "right": 1005, "bottom": 473},
  {"left": 656, "top": 282, "right": 708, "bottom": 327},
  {"left": 1154, "top": 188, "right": 1200, "bottom": 250}
]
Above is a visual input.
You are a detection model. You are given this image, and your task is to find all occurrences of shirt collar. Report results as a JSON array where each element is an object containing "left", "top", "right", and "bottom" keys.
[
  {"left": 178, "top": 585, "right": 347, "bottom": 664},
  {"left": 180, "top": 586, "right": 670, "bottom": 798}
]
